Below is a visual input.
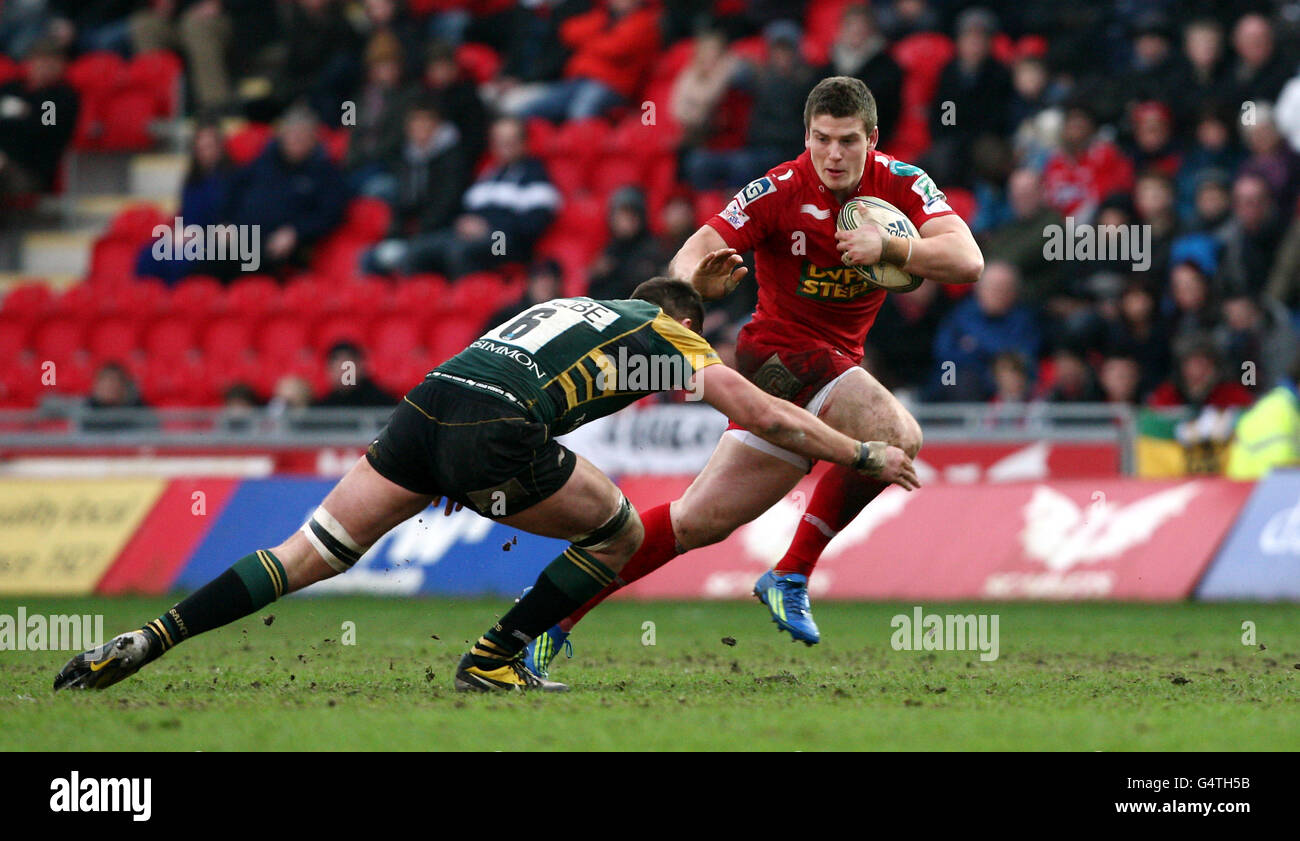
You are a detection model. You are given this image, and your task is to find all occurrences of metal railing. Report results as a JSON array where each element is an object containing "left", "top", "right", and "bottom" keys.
[{"left": 0, "top": 401, "right": 1138, "bottom": 470}]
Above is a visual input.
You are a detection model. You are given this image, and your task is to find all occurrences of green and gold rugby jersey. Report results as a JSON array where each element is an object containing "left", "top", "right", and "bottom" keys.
[{"left": 431, "top": 297, "right": 722, "bottom": 434}]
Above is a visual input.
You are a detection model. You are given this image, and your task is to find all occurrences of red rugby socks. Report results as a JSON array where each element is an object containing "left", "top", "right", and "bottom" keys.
[
  {"left": 774, "top": 466, "right": 888, "bottom": 578},
  {"left": 560, "top": 503, "right": 680, "bottom": 631}
]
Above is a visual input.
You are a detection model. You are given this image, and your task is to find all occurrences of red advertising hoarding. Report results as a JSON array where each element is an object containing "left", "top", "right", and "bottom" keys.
[{"left": 616, "top": 477, "right": 1252, "bottom": 601}]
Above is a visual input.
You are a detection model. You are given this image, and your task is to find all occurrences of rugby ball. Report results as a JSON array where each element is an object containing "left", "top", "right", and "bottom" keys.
[{"left": 837, "top": 196, "right": 923, "bottom": 293}]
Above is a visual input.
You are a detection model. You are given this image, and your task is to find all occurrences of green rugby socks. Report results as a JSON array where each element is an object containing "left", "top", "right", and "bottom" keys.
[
  {"left": 144, "top": 550, "right": 287, "bottom": 653},
  {"left": 471, "top": 547, "right": 615, "bottom": 669}
]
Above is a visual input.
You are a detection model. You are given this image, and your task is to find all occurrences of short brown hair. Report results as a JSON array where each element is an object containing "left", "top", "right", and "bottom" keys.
[
  {"left": 631, "top": 277, "right": 705, "bottom": 333},
  {"left": 803, "top": 76, "right": 877, "bottom": 134}
]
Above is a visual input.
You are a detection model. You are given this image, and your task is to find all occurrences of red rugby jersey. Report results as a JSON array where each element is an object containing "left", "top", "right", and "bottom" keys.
[{"left": 705, "top": 149, "right": 956, "bottom": 359}]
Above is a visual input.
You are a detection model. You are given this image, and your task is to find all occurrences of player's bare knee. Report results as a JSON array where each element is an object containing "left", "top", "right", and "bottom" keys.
[
  {"left": 900, "top": 422, "right": 923, "bottom": 459},
  {"left": 672, "top": 506, "right": 734, "bottom": 551},
  {"left": 575, "top": 495, "right": 642, "bottom": 570}
]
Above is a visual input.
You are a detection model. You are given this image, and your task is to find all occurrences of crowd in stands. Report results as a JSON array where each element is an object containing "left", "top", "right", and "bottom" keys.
[{"left": 4, "top": 0, "right": 1300, "bottom": 424}]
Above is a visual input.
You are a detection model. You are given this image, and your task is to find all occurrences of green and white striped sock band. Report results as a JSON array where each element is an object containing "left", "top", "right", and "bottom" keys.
[{"left": 300, "top": 506, "right": 369, "bottom": 573}]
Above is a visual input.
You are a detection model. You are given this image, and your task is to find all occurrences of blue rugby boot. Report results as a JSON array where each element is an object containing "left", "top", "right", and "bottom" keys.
[
  {"left": 522, "top": 624, "right": 572, "bottom": 679},
  {"left": 753, "top": 570, "right": 821, "bottom": 645}
]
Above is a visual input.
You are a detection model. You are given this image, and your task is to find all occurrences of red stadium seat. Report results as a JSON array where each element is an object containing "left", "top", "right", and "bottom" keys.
[
  {"left": 318, "top": 126, "right": 349, "bottom": 163},
  {"left": 0, "top": 55, "right": 21, "bottom": 85},
  {"left": 525, "top": 117, "right": 556, "bottom": 158},
  {"left": 427, "top": 314, "right": 482, "bottom": 366},
  {"left": 311, "top": 234, "right": 370, "bottom": 281},
  {"left": 89, "top": 238, "right": 143, "bottom": 282},
  {"left": 1, "top": 282, "right": 54, "bottom": 316},
  {"left": 342, "top": 197, "right": 392, "bottom": 242},
  {"left": 125, "top": 50, "right": 184, "bottom": 118},
  {"left": 314, "top": 314, "right": 371, "bottom": 354},
  {"left": 224, "top": 274, "right": 283, "bottom": 315},
  {"left": 98, "top": 89, "right": 157, "bottom": 150},
  {"left": 32, "top": 318, "right": 85, "bottom": 361},
  {"left": 65, "top": 51, "right": 127, "bottom": 96},
  {"left": 551, "top": 119, "right": 610, "bottom": 162},
  {"left": 142, "top": 317, "right": 196, "bottom": 358},
  {"left": 256, "top": 316, "right": 312, "bottom": 363},
  {"left": 942, "top": 186, "right": 977, "bottom": 224},
  {"left": 391, "top": 274, "right": 448, "bottom": 316},
  {"left": 369, "top": 315, "right": 424, "bottom": 358},
  {"left": 169, "top": 275, "right": 226, "bottom": 317},
  {"left": 456, "top": 43, "right": 501, "bottom": 84},
  {"left": 225, "top": 123, "right": 273, "bottom": 165},
  {"left": 201, "top": 317, "right": 255, "bottom": 359},
  {"left": 52, "top": 283, "right": 97, "bottom": 319},
  {"left": 892, "top": 33, "right": 954, "bottom": 107},
  {"left": 86, "top": 318, "right": 139, "bottom": 361},
  {"left": 107, "top": 204, "right": 168, "bottom": 242},
  {"left": 0, "top": 317, "right": 30, "bottom": 360}
]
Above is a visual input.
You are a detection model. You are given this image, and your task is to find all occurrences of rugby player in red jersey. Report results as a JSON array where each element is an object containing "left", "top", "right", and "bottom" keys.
[{"left": 525, "top": 76, "right": 983, "bottom": 674}]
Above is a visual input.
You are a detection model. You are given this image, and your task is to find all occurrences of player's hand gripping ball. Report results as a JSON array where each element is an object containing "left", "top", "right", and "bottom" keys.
[{"left": 836, "top": 196, "right": 923, "bottom": 293}]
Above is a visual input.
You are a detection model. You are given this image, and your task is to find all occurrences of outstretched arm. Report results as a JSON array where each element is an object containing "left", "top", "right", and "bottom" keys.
[
  {"left": 669, "top": 225, "right": 749, "bottom": 300},
  {"left": 695, "top": 364, "right": 920, "bottom": 489}
]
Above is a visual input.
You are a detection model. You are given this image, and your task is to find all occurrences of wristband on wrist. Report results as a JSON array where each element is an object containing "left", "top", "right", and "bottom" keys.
[{"left": 852, "top": 441, "right": 888, "bottom": 475}]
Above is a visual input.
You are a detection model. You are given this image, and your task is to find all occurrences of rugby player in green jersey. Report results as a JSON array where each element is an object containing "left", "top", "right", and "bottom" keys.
[{"left": 54, "top": 268, "right": 919, "bottom": 693}]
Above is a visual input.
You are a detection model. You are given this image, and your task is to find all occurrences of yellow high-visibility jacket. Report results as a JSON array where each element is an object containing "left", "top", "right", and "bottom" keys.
[{"left": 1225, "top": 384, "right": 1300, "bottom": 479}]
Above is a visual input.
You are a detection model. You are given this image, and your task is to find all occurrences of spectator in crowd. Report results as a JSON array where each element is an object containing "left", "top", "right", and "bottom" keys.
[
  {"left": 1133, "top": 169, "right": 1179, "bottom": 283},
  {"left": 924, "top": 6, "right": 1013, "bottom": 187},
  {"left": 1167, "top": 258, "right": 1221, "bottom": 339},
  {"left": 43, "top": 0, "right": 137, "bottom": 55},
  {"left": 490, "top": 0, "right": 582, "bottom": 96},
  {"left": 223, "top": 106, "right": 350, "bottom": 272},
  {"left": 1127, "top": 101, "right": 1181, "bottom": 178},
  {"left": 482, "top": 258, "right": 563, "bottom": 332},
  {"left": 586, "top": 186, "right": 661, "bottom": 300},
  {"left": 137, "top": 118, "right": 237, "bottom": 284},
  {"left": 1264, "top": 207, "right": 1300, "bottom": 309},
  {"left": 1119, "top": 13, "right": 1179, "bottom": 110},
  {"left": 1215, "top": 292, "right": 1297, "bottom": 391},
  {"left": 1007, "top": 54, "right": 1059, "bottom": 147},
  {"left": 1175, "top": 110, "right": 1242, "bottom": 225},
  {"left": 343, "top": 30, "right": 411, "bottom": 193},
  {"left": 655, "top": 190, "right": 699, "bottom": 269},
  {"left": 507, "top": 0, "right": 660, "bottom": 122},
  {"left": 876, "top": 0, "right": 940, "bottom": 41},
  {"left": 979, "top": 168, "right": 1065, "bottom": 303},
  {"left": 315, "top": 341, "right": 394, "bottom": 407},
  {"left": 1148, "top": 332, "right": 1253, "bottom": 409},
  {"left": 1042, "top": 346, "right": 1103, "bottom": 403},
  {"left": 1041, "top": 100, "right": 1135, "bottom": 219},
  {"left": 81, "top": 362, "right": 154, "bottom": 432},
  {"left": 0, "top": 38, "right": 78, "bottom": 198},
  {"left": 131, "top": 0, "right": 235, "bottom": 113},
  {"left": 1238, "top": 102, "right": 1300, "bottom": 213},
  {"left": 1216, "top": 173, "right": 1284, "bottom": 297},
  {"left": 1225, "top": 350, "right": 1300, "bottom": 479},
  {"left": 219, "top": 382, "right": 260, "bottom": 432},
  {"left": 683, "top": 20, "right": 817, "bottom": 191},
  {"left": 865, "top": 279, "right": 950, "bottom": 396},
  {"left": 0, "top": 0, "right": 55, "bottom": 58},
  {"left": 270, "top": 0, "right": 362, "bottom": 122},
  {"left": 368, "top": 114, "right": 555, "bottom": 278},
  {"left": 1173, "top": 19, "right": 1230, "bottom": 123},
  {"left": 361, "top": 96, "right": 468, "bottom": 274},
  {"left": 984, "top": 350, "right": 1047, "bottom": 429},
  {"left": 1228, "top": 13, "right": 1291, "bottom": 105},
  {"left": 1099, "top": 352, "right": 1142, "bottom": 406},
  {"left": 409, "top": 40, "right": 489, "bottom": 169},
  {"left": 930, "top": 260, "right": 1041, "bottom": 401},
  {"left": 1105, "top": 278, "right": 1172, "bottom": 400},
  {"left": 820, "top": 4, "right": 901, "bottom": 150},
  {"left": 357, "top": 0, "right": 424, "bottom": 79},
  {"left": 670, "top": 28, "right": 742, "bottom": 148},
  {"left": 268, "top": 373, "right": 313, "bottom": 415}
]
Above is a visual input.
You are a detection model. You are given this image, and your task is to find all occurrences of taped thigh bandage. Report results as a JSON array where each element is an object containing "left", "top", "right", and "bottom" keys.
[
  {"left": 573, "top": 495, "right": 633, "bottom": 552},
  {"left": 300, "top": 507, "right": 371, "bottom": 573}
]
